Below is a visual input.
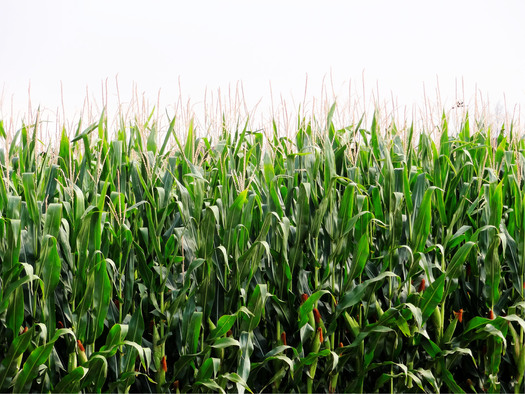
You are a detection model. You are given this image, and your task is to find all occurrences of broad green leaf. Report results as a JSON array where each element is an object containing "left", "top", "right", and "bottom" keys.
[
  {"left": 442, "top": 365, "right": 465, "bottom": 393},
  {"left": 40, "top": 235, "right": 61, "bottom": 339},
  {"left": 0, "top": 327, "right": 34, "bottom": 390},
  {"left": 81, "top": 356, "right": 107, "bottom": 392},
  {"left": 43, "top": 203, "right": 62, "bottom": 240},
  {"left": 196, "top": 358, "right": 220, "bottom": 382},
  {"left": 298, "top": 290, "right": 331, "bottom": 328},
  {"left": 412, "top": 187, "right": 438, "bottom": 253},
  {"left": 123, "top": 301, "right": 145, "bottom": 377},
  {"left": 102, "top": 324, "right": 129, "bottom": 351},
  {"left": 299, "top": 348, "right": 331, "bottom": 366},
  {"left": 71, "top": 121, "right": 98, "bottom": 143},
  {"left": 222, "top": 372, "right": 254, "bottom": 394},
  {"left": 40, "top": 236, "right": 61, "bottom": 300},
  {"left": 53, "top": 366, "right": 88, "bottom": 393},
  {"left": 237, "top": 331, "right": 254, "bottom": 394},
  {"left": 187, "top": 311, "right": 203, "bottom": 354},
  {"left": 489, "top": 181, "right": 503, "bottom": 229},
  {"left": 289, "top": 183, "right": 311, "bottom": 276},
  {"left": 421, "top": 337, "right": 441, "bottom": 358},
  {"left": 6, "top": 284, "right": 24, "bottom": 341},
  {"left": 486, "top": 234, "right": 502, "bottom": 307},
  {"left": 208, "top": 307, "right": 252, "bottom": 340},
  {"left": 420, "top": 274, "right": 445, "bottom": 324},
  {"left": 337, "top": 272, "right": 399, "bottom": 316},
  {"left": 92, "top": 256, "right": 112, "bottom": 341},
  {"left": 12, "top": 329, "right": 75, "bottom": 392},
  {"left": 446, "top": 241, "right": 476, "bottom": 280},
  {"left": 22, "top": 172, "right": 39, "bottom": 226},
  {"left": 212, "top": 337, "right": 241, "bottom": 349},
  {"left": 370, "top": 112, "right": 380, "bottom": 160},
  {"left": 349, "top": 232, "right": 369, "bottom": 281},
  {"left": 242, "top": 284, "right": 270, "bottom": 332},
  {"left": 195, "top": 379, "right": 226, "bottom": 394}
]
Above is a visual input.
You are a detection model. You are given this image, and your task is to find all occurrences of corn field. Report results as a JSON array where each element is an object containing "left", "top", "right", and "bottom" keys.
[{"left": 0, "top": 107, "right": 524, "bottom": 393}]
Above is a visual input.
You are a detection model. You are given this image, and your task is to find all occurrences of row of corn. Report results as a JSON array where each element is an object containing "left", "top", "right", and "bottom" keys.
[{"left": 0, "top": 108, "right": 524, "bottom": 392}]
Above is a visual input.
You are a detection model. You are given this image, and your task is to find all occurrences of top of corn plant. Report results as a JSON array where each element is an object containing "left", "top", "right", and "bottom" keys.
[{"left": 0, "top": 105, "right": 524, "bottom": 393}]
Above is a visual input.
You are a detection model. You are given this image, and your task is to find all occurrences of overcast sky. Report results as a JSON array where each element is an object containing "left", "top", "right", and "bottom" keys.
[{"left": 1, "top": 0, "right": 524, "bottom": 133}]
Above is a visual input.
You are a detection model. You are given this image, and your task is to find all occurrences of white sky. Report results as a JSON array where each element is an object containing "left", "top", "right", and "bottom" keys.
[{"left": 1, "top": 0, "right": 525, "bottom": 135}]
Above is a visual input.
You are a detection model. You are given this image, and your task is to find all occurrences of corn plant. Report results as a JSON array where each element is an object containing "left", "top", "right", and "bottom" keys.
[{"left": 0, "top": 107, "right": 524, "bottom": 393}]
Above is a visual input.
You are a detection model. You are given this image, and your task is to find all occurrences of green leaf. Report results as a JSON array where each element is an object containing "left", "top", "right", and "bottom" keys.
[
  {"left": 211, "top": 337, "right": 241, "bottom": 349},
  {"left": 196, "top": 358, "right": 220, "bottom": 382},
  {"left": 209, "top": 309, "right": 250, "bottom": 340},
  {"left": 337, "top": 272, "right": 399, "bottom": 316},
  {"left": 71, "top": 121, "right": 98, "bottom": 143},
  {"left": 349, "top": 232, "right": 369, "bottom": 281},
  {"left": 403, "top": 303, "right": 423, "bottom": 329},
  {"left": 122, "top": 341, "right": 151, "bottom": 371},
  {"left": 236, "top": 331, "right": 254, "bottom": 394},
  {"left": 298, "top": 290, "right": 331, "bottom": 328},
  {"left": 6, "top": 286, "right": 24, "bottom": 340},
  {"left": 442, "top": 365, "right": 465, "bottom": 393},
  {"left": 22, "top": 172, "right": 39, "bottom": 226},
  {"left": 40, "top": 235, "right": 61, "bottom": 339},
  {"left": 420, "top": 274, "right": 445, "bottom": 324},
  {"left": 81, "top": 356, "right": 107, "bottom": 392},
  {"left": 489, "top": 181, "right": 503, "bottom": 229},
  {"left": 301, "top": 349, "right": 331, "bottom": 365},
  {"left": 0, "top": 165, "right": 6, "bottom": 212},
  {"left": 225, "top": 189, "right": 248, "bottom": 251},
  {"left": 222, "top": 372, "right": 254, "bottom": 394},
  {"left": 323, "top": 135, "right": 336, "bottom": 193},
  {"left": 92, "top": 256, "right": 112, "bottom": 341},
  {"left": 0, "top": 327, "right": 34, "bottom": 390},
  {"left": 187, "top": 311, "right": 203, "bottom": 354},
  {"left": 102, "top": 324, "right": 129, "bottom": 351},
  {"left": 146, "top": 123, "right": 158, "bottom": 154},
  {"left": 12, "top": 332, "right": 70, "bottom": 392},
  {"left": 421, "top": 337, "right": 441, "bottom": 358},
  {"left": 446, "top": 241, "right": 476, "bottom": 280},
  {"left": 4, "top": 203, "right": 22, "bottom": 274},
  {"left": 242, "top": 284, "right": 270, "bottom": 332},
  {"left": 411, "top": 187, "right": 438, "bottom": 253},
  {"left": 123, "top": 302, "right": 145, "bottom": 378},
  {"left": 195, "top": 378, "right": 226, "bottom": 393},
  {"left": 370, "top": 111, "right": 380, "bottom": 160},
  {"left": 43, "top": 204, "right": 62, "bottom": 240},
  {"left": 289, "top": 183, "right": 311, "bottom": 275},
  {"left": 40, "top": 236, "right": 61, "bottom": 300},
  {"left": 53, "top": 366, "right": 88, "bottom": 393},
  {"left": 416, "top": 368, "right": 439, "bottom": 392},
  {"left": 485, "top": 235, "right": 501, "bottom": 306}
]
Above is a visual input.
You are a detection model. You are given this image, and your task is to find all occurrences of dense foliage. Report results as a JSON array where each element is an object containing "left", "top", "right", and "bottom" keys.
[{"left": 0, "top": 108, "right": 524, "bottom": 393}]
